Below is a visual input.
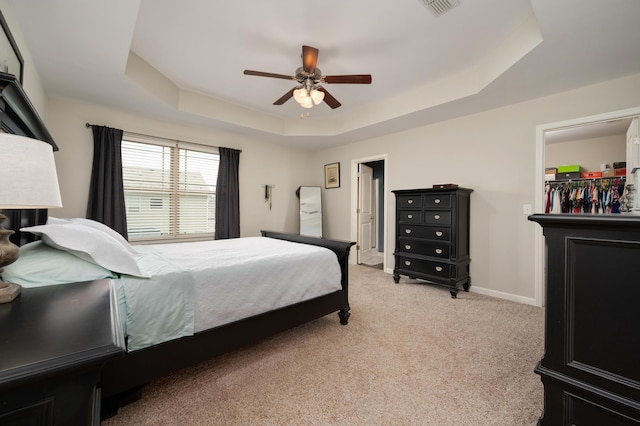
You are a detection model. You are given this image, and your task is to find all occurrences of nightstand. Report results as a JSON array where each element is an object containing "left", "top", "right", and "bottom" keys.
[{"left": 0, "top": 280, "right": 123, "bottom": 425}]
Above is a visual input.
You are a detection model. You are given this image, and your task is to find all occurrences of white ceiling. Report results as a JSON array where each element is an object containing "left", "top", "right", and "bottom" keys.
[{"left": 7, "top": 0, "right": 640, "bottom": 150}]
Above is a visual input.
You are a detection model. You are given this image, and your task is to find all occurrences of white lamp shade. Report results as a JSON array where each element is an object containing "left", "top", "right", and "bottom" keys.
[
  {"left": 0, "top": 133, "right": 62, "bottom": 209},
  {"left": 301, "top": 97, "right": 313, "bottom": 108}
]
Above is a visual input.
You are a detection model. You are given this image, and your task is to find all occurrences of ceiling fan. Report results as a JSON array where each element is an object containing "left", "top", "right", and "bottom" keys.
[{"left": 243, "top": 45, "right": 372, "bottom": 109}]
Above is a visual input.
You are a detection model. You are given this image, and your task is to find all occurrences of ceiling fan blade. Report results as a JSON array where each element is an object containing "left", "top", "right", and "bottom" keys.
[
  {"left": 323, "top": 74, "right": 372, "bottom": 84},
  {"left": 244, "top": 70, "right": 296, "bottom": 81},
  {"left": 317, "top": 87, "right": 341, "bottom": 109},
  {"left": 302, "top": 45, "right": 319, "bottom": 74},
  {"left": 273, "top": 88, "right": 295, "bottom": 105}
]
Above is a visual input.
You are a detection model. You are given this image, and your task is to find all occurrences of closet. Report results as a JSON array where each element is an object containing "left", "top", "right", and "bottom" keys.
[{"left": 545, "top": 122, "right": 630, "bottom": 214}]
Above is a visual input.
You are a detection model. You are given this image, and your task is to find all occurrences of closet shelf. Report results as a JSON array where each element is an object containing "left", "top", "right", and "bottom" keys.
[{"left": 546, "top": 176, "right": 626, "bottom": 184}]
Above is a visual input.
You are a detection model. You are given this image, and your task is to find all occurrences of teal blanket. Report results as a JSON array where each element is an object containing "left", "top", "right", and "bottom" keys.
[{"left": 115, "top": 246, "right": 194, "bottom": 352}]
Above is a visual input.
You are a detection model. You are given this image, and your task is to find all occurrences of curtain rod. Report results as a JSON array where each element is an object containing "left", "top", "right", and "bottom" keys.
[{"left": 85, "top": 123, "right": 241, "bottom": 152}]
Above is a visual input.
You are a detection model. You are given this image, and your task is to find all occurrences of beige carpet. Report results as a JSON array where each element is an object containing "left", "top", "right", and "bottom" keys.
[{"left": 103, "top": 265, "right": 544, "bottom": 425}]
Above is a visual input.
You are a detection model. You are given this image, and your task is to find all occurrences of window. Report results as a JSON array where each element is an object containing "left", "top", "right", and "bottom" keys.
[
  {"left": 150, "top": 198, "right": 163, "bottom": 209},
  {"left": 121, "top": 136, "right": 219, "bottom": 241},
  {"left": 127, "top": 196, "right": 141, "bottom": 213}
]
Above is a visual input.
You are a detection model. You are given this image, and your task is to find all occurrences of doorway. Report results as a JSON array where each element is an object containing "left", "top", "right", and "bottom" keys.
[
  {"left": 534, "top": 106, "right": 640, "bottom": 307},
  {"left": 350, "top": 155, "right": 388, "bottom": 270}
]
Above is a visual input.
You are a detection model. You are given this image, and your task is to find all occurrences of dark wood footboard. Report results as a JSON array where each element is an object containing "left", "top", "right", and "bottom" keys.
[
  {"left": 260, "top": 230, "right": 355, "bottom": 324},
  {"left": 101, "top": 232, "right": 355, "bottom": 418}
]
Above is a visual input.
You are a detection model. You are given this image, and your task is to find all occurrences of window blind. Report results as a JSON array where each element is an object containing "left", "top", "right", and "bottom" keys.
[{"left": 121, "top": 138, "right": 219, "bottom": 241}]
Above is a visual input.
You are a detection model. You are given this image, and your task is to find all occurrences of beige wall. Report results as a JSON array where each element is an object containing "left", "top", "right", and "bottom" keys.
[
  {"left": 545, "top": 134, "right": 626, "bottom": 173},
  {"left": 313, "top": 73, "right": 640, "bottom": 304},
  {"left": 45, "top": 97, "right": 317, "bottom": 237}
]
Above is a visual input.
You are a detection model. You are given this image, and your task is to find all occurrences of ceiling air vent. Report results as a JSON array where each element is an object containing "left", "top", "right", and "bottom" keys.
[{"left": 423, "top": 0, "right": 460, "bottom": 17}]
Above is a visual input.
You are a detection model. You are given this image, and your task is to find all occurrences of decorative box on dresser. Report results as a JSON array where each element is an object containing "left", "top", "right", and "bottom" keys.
[
  {"left": 0, "top": 280, "right": 123, "bottom": 426},
  {"left": 529, "top": 214, "right": 640, "bottom": 425},
  {"left": 392, "top": 187, "right": 472, "bottom": 298}
]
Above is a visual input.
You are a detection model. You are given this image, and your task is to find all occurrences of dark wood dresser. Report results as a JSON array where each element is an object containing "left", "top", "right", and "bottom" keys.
[
  {"left": 529, "top": 214, "right": 640, "bottom": 425},
  {"left": 0, "top": 280, "right": 123, "bottom": 425},
  {"left": 392, "top": 187, "right": 472, "bottom": 297}
]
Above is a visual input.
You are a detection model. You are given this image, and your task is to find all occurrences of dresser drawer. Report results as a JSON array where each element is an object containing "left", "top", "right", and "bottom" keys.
[
  {"left": 398, "top": 256, "right": 451, "bottom": 279},
  {"left": 398, "top": 225, "right": 451, "bottom": 242},
  {"left": 398, "top": 210, "right": 422, "bottom": 224},
  {"left": 423, "top": 194, "right": 451, "bottom": 209},
  {"left": 398, "top": 238, "right": 450, "bottom": 259},
  {"left": 422, "top": 210, "right": 451, "bottom": 225},
  {"left": 397, "top": 195, "right": 422, "bottom": 209}
]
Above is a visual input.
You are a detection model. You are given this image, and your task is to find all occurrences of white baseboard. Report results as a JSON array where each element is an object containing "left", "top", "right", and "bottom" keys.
[
  {"left": 469, "top": 286, "right": 539, "bottom": 306},
  {"left": 378, "top": 268, "right": 539, "bottom": 307}
]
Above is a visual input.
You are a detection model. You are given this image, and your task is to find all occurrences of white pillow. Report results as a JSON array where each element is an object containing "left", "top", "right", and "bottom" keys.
[
  {"left": 21, "top": 223, "right": 147, "bottom": 277},
  {"left": 47, "top": 217, "right": 140, "bottom": 258}
]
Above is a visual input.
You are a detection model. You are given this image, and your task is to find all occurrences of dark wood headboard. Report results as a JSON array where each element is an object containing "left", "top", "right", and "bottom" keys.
[{"left": 0, "top": 72, "right": 58, "bottom": 245}]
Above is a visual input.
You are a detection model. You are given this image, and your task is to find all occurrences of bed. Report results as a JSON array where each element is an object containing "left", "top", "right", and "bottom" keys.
[
  {"left": 3, "top": 217, "right": 354, "bottom": 418},
  {"left": 0, "top": 73, "right": 356, "bottom": 418}
]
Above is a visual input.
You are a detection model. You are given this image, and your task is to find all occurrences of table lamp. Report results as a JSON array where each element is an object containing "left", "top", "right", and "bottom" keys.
[{"left": 0, "top": 133, "right": 62, "bottom": 303}]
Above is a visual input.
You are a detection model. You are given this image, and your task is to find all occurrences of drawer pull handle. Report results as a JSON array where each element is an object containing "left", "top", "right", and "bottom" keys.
[
  {"left": 435, "top": 231, "right": 443, "bottom": 237},
  {"left": 405, "top": 260, "right": 412, "bottom": 266},
  {"left": 407, "top": 214, "right": 413, "bottom": 219},
  {"left": 435, "top": 199, "right": 441, "bottom": 204},
  {"left": 434, "top": 214, "right": 440, "bottom": 220},
  {"left": 408, "top": 199, "right": 413, "bottom": 204},
  {"left": 405, "top": 245, "right": 412, "bottom": 250},
  {"left": 435, "top": 266, "right": 443, "bottom": 272},
  {"left": 435, "top": 248, "right": 443, "bottom": 254},
  {"left": 405, "top": 229, "right": 412, "bottom": 234}
]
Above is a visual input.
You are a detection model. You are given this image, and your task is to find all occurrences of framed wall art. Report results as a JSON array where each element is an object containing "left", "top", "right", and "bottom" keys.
[
  {"left": 0, "top": 10, "right": 24, "bottom": 83},
  {"left": 324, "top": 162, "right": 340, "bottom": 189}
]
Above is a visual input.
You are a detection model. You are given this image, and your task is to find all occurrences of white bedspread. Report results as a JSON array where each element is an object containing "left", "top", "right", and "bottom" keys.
[{"left": 117, "top": 237, "right": 342, "bottom": 351}]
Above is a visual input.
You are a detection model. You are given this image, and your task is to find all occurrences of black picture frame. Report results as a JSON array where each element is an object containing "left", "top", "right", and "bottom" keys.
[
  {"left": 0, "top": 10, "right": 24, "bottom": 83},
  {"left": 324, "top": 162, "right": 340, "bottom": 189}
]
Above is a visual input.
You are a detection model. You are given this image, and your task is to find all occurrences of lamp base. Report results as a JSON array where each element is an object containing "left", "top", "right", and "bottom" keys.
[{"left": 0, "top": 281, "right": 21, "bottom": 303}]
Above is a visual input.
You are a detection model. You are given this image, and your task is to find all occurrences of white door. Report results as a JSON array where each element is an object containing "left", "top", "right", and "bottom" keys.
[
  {"left": 372, "top": 178, "right": 379, "bottom": 249},
  {"left": 627, "top": 118, "right": 640, "bottom": 175},
  {"left": 358, "top": 164, "right": 374, "bottom": 264},
  {"left": 627, "top": 118, "right": 640, "bottom": 212}
]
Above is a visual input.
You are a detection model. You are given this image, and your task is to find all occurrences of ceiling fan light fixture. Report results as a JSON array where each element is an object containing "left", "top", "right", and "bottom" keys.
[
  {"left": 301, "top": 97, "right": 313, "bottom": 108},
  {"left": 245, "top": 45, "right": 371, "bottom": 110},
  {"left": 293, "top": 87, "right": 307, "bottom": 103},
  {"left": 310, "top": 88, "right": 324, "bottom": 105}
]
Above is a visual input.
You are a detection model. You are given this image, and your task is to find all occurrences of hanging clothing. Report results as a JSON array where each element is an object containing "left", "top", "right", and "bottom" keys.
[{"left": 544, "top": 177, "right": 625, "bottom": 215}]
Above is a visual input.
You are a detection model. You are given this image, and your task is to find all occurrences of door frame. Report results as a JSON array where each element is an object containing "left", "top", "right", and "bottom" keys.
[
  {"left": 357, "top": 163, "right": 374, "bottom": 264},
  {"left": 534, "top": 106, "right": 640, "bottom": 307},
  {"left": 350, "top": 154, "right": 389, "bottom": 270}
]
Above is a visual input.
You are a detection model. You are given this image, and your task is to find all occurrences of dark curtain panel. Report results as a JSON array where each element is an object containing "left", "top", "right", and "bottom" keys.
[
  {"left": 86, "top": 125, "right": 128, "bottom": 239},
  {"left": 215, "top": 147, "right": 241, "bottom": 239}
]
